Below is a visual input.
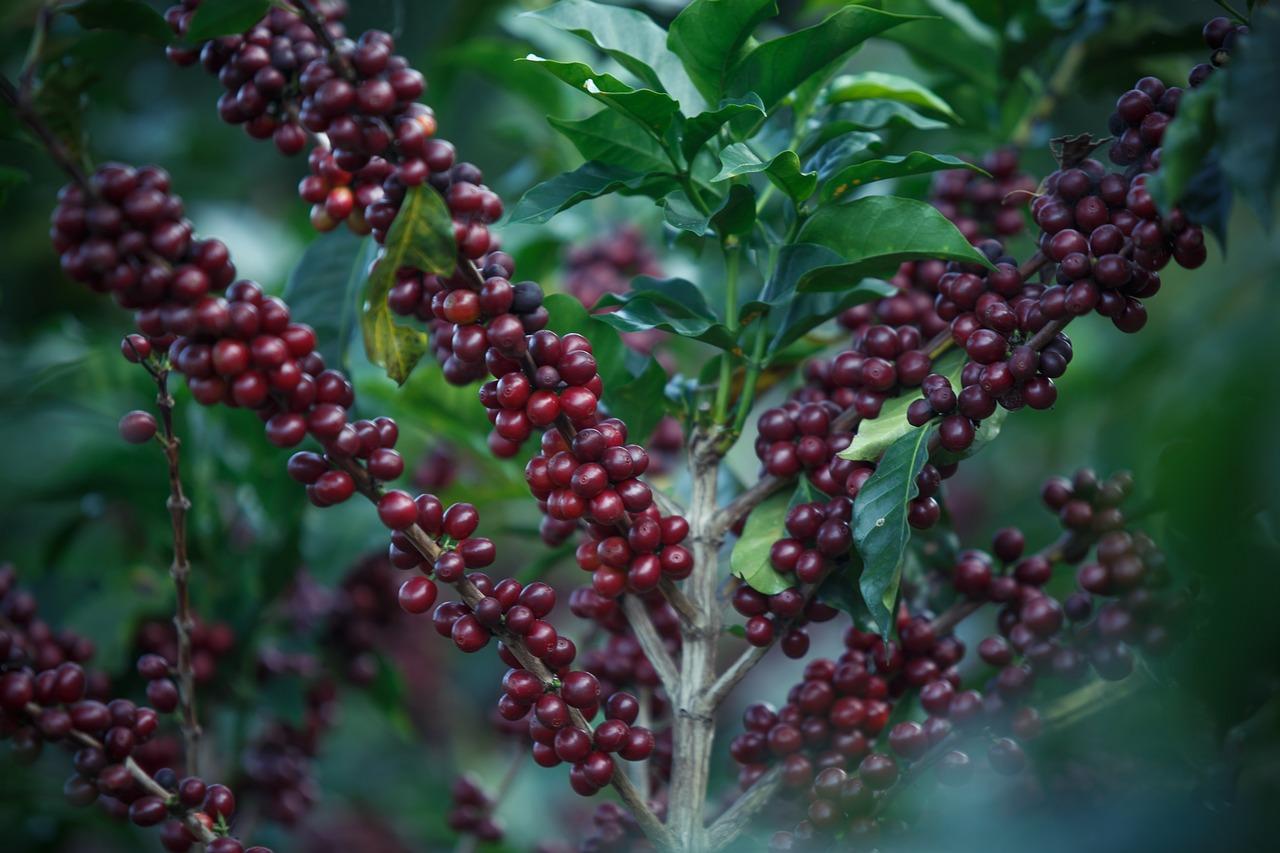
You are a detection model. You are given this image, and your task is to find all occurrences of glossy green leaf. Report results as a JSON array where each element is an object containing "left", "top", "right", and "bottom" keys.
[
  {"left": 840, "top": 350, "right": 963, "bottom": 462},
  {"left": 827, "top": 71, "right": 959, "bottom": 121},
  {"left": 548, "top": 109, "right": 671, "bottom": 172},
  {"left": 682, "top": 95, "right": 767, "bottom": 162},
  {"left": 360, "top": 186, "right": 454, "bottom": 385},
  {"left": 607, "top": 357, "right": 670, "bottom": 443},
  {"left": 821, "top": 152, "right": 986, "bottom": 203},
  {"left": 596, "top": 277, "right": 737, "bottom": 350},
  {"left": 64, "top": 0, "right": 170, "bottom": 40},
  {"left": 796, "top": 196, "right": 994, "bottom": 291},
  {"left": 183, "top": 0, "right": 268, "bottom": 42},
  {"left": 804, "top": 131, "right": 883, "bottom": 181},
  {"left": 668, "top": 0, "right": 778, "bottom": 102},
  {"left": 518, "top": 56, "right": 680, "bottom": 136},
  {"left": 713, "top": 143, "right": 816, "bottom": 201},
  {"left": 726, "top": 5, "right": 926, "bottom": 112},
  {"left": 1216, "top": 9, "right": 1279, "bottom": 228},
  {"left": 730, "top": 489, "right": 796, "bottom": 595},
  {"left": 711, "top": 183, "right": 758, "bottom": 236},
  {"left": 284, "top": 230, "right": 376, "bottom": 375},
  {"left": 662, "top": 191, "right": 713, "bottom": 234},
  {"left": 750, "top": 244, "right": 896, "bottom": 358},
  {"left": 853, "top": 423, "right": 936, "bottom": 635},
  {"left": 508, "top": 161, "right": 676, "bottom": 224},
  {"left": 525, "top": 0, "right": 705, "bottom": 113},
  {"left": 812, "top": 100, "right": 951, "bottom": 136}
]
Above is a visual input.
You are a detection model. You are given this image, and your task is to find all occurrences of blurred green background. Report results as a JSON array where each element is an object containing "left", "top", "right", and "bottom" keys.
[{"left": 1, "top": 0, "right": 1278, "bottom": 851}]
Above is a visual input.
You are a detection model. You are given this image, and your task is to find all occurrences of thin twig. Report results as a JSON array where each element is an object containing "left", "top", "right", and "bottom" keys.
[
  {"left": 704, "top": 765, "right": 784, "bottom": 851},
  {"left": 151, "top": 364, "right": 201, "bottom": 776},
  {"left": 622, "top": 595, "right": 680, "bottom": 691}
]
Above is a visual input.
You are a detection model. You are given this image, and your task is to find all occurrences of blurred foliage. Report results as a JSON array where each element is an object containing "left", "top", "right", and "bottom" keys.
[{"left": 1, "top": 1, "right": 1278, "bottom": 852}]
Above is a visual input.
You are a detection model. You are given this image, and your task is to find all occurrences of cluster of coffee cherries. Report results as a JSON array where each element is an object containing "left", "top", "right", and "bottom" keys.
[
  {"left": 388, "top": 251, "right": 549, "bottom": 389},
  {"left": 447, "top": 774, "right": 504, "bottom": 844},
  {"left": 523, "top": 418, "right": 694, "bottom": 596},
  {"left": 163, "top": 1, "right": 349, "bottom": 155},
  {"left": 929, "top": 147, "right": 1035, "bottom": 241},
  {"left": 754, "top": 281, "right": 956, "bottom": 489},
  {"left": 135, "top": 617, "right": 236, "bottom": 689},
  {"left": 0, "top": 567, "right": 268, "bottom": 853},
  {"left": 1108, "top": 15, "right": 1246, "bottom": 171},
  {"left": 379, "top": 492, "right": 495, "bottom": 617},
  {"left": 1032, "top": 160, "right": 1206, "bottom": 323},
  {"left": 50, "top": 164, "right": 236, "bottom": 317}
]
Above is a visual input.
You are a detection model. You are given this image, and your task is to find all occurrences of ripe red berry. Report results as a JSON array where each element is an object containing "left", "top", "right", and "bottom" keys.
[{"left": 119, "top": 411, "right": 158, "bottom": 444}]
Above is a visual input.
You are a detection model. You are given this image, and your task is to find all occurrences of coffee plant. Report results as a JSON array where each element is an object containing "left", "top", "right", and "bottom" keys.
[{"left": 1, "top": 1, "right": 1278, "bottom": 851}]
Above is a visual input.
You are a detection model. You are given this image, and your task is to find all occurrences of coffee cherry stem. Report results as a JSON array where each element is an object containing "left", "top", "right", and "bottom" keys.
[{"left": 146, "top": 365, "right": 202, "bottom": 777}]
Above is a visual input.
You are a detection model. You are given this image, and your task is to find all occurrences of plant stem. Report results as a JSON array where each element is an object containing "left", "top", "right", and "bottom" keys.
[
  {"left": 622, "top": 595, "right": 680, "bottom": 691},
  {"left": 666, "top": 427, "right": 726, "bottom": 851},
  {"left": 150, "top": 363, "right": 201, "bottom": 777},
  {"left": 1213, "top": 0, "right": 1250, "bottom": 25},
  {"left": 726, "top": 320, "right": 768, "bottom": 444},
  {"left": 711, "top": 247, "right": 742, "bottom": 425},
  {"left": 704, "top": 765, "right": 783, "bottom": 850}
]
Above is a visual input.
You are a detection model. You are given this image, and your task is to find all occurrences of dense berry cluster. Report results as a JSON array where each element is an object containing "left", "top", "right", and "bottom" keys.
[
  {"left": 1108, "top": 16, "right": 1247, "bottom": 170},
  {"left": 929, "top": 147, "right": 1035, "bottom": 241},
  {"left": 388, "top": 251, "right": 549, "bottom": 387},
  {"left": 0, "top": 566, "right": 268, "bottom": 853},
  {"left": 164, "top": 1, "right": 349, "bottom": 155},
  {"left": 730, "top": 467, "right": 1187, "bottom": 849}
]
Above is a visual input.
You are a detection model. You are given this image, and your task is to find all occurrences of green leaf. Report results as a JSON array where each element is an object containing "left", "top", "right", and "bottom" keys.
[
  {"left": 1216, "top": 9, "right": 1279, "bottom": 228},
  {"left": 1148, "top": 77, "right": 1219, "bottom": 215},
  {"left": 525, "top": 0, "right": 705, "bottom": 113},
  {"left": 853, "top": 423, "right": 936, "bottom": 635},
  {"left": 360, "top": 185, "right": 455, "bottom": 385},
  {"left": 662, "top": 190, "right": 713, "bottom": 234},
  {"left": 726, "top": 5, "right": 926, "bottom": 112},
  {"left": 821, "top": 152, "right": 987, "bottom": 203},
  {"left": 711, "top": 183, "right": 758, "bottom": 236},
  {"left": 596, "top": 277, "right": 737, "bottom": 350},
  {"left": 840, "top": 350, "right": 963, "bottom": 462},
  {"left": 713, "top": 143, "right": 816, "bottom": 201},
  {"left": 508, "top": 161, "right": 676, "bottom": 224},
  {"left": 607, "top": 357, "right": 669, "bottom": 443},
  {"left": 548, "top": 109, "right": 671, "bottom": 172},
  {"left": 796, "top": 196, "right": 994, "bottom": 291},
  {"left": 730, "top": 489, "right": 796, "bottom": 595},
  {"left": 183, "top": 0, "right": 268, "bottom": 42},
  {"left": 64, "top": 0, "right": 171, "bottom": 40},
  {"left": 284, "top": 230, "right": 376, "bottom": 376},
  {"left": 804, "top": 131, "right": 883, "bottom": 181},
  {"left": 813, "top": 100, "right": 949, "bottom": 134},
  {"left": 0, "top": 166, "right": 28, "bottom": 207},
  {"left": 878, "top": 11, "right": 998, "bottom": 92},
  {"left": 750, "top": 244, "right": 896, "bottom": 358},
  {"left": 668, "top": 0, "right": 778, "bottom": 103},
  {"left": 682, "top": 95, "right": 767, "bottom": 162},
  {"left": 518, "top": 56, "right": 680, "bottom": 137},
  {"left": 827, "top": 71, "right": 959, "bottom": 121}
]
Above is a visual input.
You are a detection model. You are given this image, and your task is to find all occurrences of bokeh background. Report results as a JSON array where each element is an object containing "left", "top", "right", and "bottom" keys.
[{"left": 1, "top": 1, "right": 1278, "bottom": 851}]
